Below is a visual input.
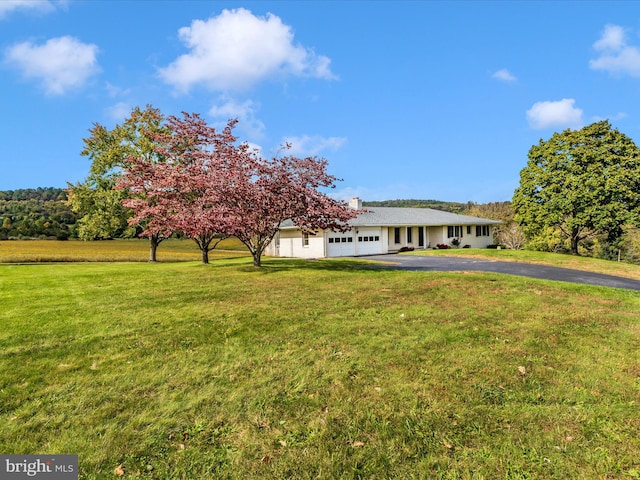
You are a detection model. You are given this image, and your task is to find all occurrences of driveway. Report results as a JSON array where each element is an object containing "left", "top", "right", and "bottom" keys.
[{"left": 362, "top": 254, "right": 640, "bottom": 291}]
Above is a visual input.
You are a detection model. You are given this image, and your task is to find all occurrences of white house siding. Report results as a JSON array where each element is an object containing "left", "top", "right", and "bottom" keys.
[
  {"left": 388, "top": 226, "right": 434, "bottom": 251},
  {"left": 275, "top": 229, "right": 325, "bottom": 258},
  {"left": 444, "top": 225, "right": 494, "bottom": 249},
  {"left": 388, "top": 227, "right": 403, "bottom": 251},
  {"left": 426, "top": 226, "right": 445, "bottom": 247}
]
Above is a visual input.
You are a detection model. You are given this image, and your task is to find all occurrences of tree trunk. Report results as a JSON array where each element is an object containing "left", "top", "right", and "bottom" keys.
[
  {"left": 149, "top": 237, "right": 159, "bottom": 262},
  {"left": 253, "top": 253, "right": 261, "bottom": 267},
  {"left": 570, "top": 235, "right": 580, "bottom": 255},
  {"left": 201, "top": 248, "right": 209, "bottom": 264}
]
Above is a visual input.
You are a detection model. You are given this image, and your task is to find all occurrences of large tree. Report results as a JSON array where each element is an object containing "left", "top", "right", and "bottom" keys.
[
  {"left": 68, "top": 105, "right": 171, "bottom": 261},
  {"left": 222, "top": 150, "right": 360, "bottom": 267},
  {"left": 513, "top": 121, "right": 640, "bottom": 254}
]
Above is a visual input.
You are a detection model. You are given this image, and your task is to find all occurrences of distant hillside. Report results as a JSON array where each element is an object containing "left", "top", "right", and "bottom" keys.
[
  {"left": 362, "top": 199, "right": 471, "bottom": 214},
  {"left": 0, "top": 187, "right": 77, "bottom": 239}
]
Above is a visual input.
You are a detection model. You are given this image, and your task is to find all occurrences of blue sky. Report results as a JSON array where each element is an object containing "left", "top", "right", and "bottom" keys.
[{"left": 2, "top": 1, "right": 640, "bottom": 202}]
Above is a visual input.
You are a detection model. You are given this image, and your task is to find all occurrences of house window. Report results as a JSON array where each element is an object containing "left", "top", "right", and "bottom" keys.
[
  {"left": 447, "top": 226, "right": 463, "bottom": 238},
  {"left": 407, "top": 227, "right": 413, "bottom": 244},
  {"left": 375, "top": 236, "right": 379, "bottom": 241},
  {"left": 475, "top": 225, "right": 490, "bottom": 237},
  {"left": 467, "top": 226, "right": 472, "bottom": 235},
  {"left": 302, "top": 232, "right": 309, "bottom": 246},
  {"left": 328, "top": 238, "right": 334, "bottom": 243},
  {"left": 394, "top": 227, "right": 401, "bottom": 244}
]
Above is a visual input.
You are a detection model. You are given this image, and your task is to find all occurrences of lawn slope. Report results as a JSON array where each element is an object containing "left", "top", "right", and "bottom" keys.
[{"left": 1, "top": 258, "right": 640, "bottom": 479}]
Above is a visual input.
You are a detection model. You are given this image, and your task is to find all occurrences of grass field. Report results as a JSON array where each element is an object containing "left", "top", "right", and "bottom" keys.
[
  {"left": 0, "top": 238, "right": 249, "bottom": 263},
  {"left": 1, "top": 242, "right": 640, "bottom": 479}
]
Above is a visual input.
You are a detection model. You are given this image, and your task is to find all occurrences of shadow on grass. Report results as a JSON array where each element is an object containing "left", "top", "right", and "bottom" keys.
[{"left": 235, "top": 257, "right": 389, "bottom": 274}]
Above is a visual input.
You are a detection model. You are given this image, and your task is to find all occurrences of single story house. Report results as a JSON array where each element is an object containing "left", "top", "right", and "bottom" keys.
[{"left": 266, "top": 197, "right": 501, "bottom": 259}]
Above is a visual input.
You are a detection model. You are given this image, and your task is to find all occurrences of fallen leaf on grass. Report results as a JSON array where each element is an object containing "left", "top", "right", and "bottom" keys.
[
  {"left": 261, "top": 455, "right": 271, "bottom": 464},
  {"left": 114, "top": 464, "right": 124, "bottom": 476},
  {"left": 518, "top": 366, "right": 527, "bottom": 376},
  {"left": 443, "top": 441, "right": 453, "bottom": 449},
  {"left": 279, "top": 440, "right": 287, "bottom": 447},
  {"left": 352, "top": 441, "right": 365, "bottom": 447}
]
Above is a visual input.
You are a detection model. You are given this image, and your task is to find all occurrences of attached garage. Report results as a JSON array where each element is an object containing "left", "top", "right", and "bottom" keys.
[
  {"left": 327, "top": 232, "right": 355, "bottom": 257},
  {"left": 354, "top": 227, "right": 384, "bottom": 255}
]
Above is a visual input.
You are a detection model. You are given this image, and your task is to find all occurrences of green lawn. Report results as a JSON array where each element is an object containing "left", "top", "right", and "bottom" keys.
[{"left": 1, "top": 246, "right": 640, "bottom": 478}]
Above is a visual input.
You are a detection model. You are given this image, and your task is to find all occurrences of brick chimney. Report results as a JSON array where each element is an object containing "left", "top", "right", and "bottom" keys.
[{"left": 349, "top": 197, "right": 363, "bottom": 210}]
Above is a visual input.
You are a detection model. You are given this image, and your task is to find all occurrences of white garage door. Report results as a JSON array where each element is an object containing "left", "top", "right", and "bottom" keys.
[
  {"left": 355, "top": 228, "right": 383, "bottom": 256},
  {"left": 327, "top": 233, "right": 355, "bottom": 257}
]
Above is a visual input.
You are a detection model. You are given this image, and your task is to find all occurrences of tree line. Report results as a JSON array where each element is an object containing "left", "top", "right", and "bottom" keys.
[
  {"left": 0, "top": 188, "right": 77, "bottom": 240},
  {"left": 363, "top": 199, "right": 471, "bottom": 213}
]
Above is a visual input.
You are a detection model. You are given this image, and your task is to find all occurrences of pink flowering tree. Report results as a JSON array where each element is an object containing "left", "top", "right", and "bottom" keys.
[
  {"left": 120, "top": 113, "right": 239, "bottom": 264},
  {"left": 221, "top": 150, "right": 361, "bottom": 267},
  {"left": 120, "top": 113, "right": 360, "bottom": 266}
]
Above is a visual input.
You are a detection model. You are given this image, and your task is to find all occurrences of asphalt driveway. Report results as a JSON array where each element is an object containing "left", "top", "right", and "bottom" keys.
[{"left": 362, "top": 254, "right": 640, "bottom": 291}]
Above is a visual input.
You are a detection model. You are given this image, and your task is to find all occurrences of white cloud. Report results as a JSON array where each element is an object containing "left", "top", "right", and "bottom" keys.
[
  {"left": 105, "top": 82, "right": 131, "bottom": 98},
  {"left": 593, "top": 24, "right": 626, "bottom": 51},
  {"left": 208, "top": 97, "right": 266, "bottom": 140},
  {"left": 159, "top": 8, "right": 336, "bottom": 93},
  {"left": 526, "top": 98, "right": 583, "bottom": 130},
  {"left": 0, "top": 0, "right": 60, "bottom": 18},
  {"left": 104, "top": 102, "right": 132, "bottom": 122},
  {"left": 492, "top": 68, "right": 516, "bottom": 82},
  {"left": 4, "top": 36, "right": 100, "bottom": 95},
  {"left": 590, "top": 24, "right": 640, "bottom": 77},
  {"left": 281, "top": 134, "right": 347, "bottom": 157},
  {"left": 591, "top": 111, "right": 628, "bottom": 123}
]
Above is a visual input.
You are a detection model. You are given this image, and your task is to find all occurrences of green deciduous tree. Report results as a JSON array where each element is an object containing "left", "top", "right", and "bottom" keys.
[
  {"left": 68, "top": 105, "right": 171, "bottom": 260},
  {"left": 513, "top": 121, "right": 640, "bottom": 255}
]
